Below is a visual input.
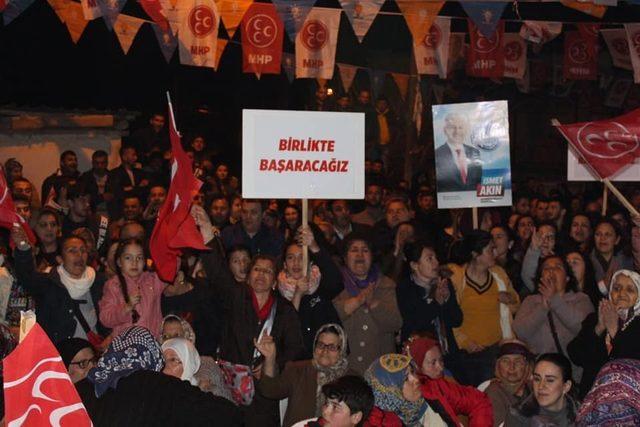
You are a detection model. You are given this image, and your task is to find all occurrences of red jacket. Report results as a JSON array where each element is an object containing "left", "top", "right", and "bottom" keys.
[
  {"left": 364, "top": 407, "right": 403, "bottom": 427},
  {"left": 421, "top": 377, "right": 493, "bottom": 427}
]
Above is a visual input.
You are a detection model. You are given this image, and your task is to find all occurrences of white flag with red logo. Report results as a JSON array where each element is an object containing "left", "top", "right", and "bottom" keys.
[
  {"left": 178, "top": 0, "right": 220, "bottom": 68},
  {"left": 295, "top": 7, "right": 341, "bottom": 79},
  {"left": 554, "top": 108, "right": 640, "bottom": 179},
  {"left": 503, "top": 32, "right": 527, "bottom": 79},
  {"left": 519, "top": 21, "right": 562, "bottom": 45},
  {"left": 625, "top": 24, "right": 640, "bottom": 83},
  {"left": 601, "top": 29, "right": 632, "bottom": 70},
  {"left": 3, "top": 323, "right": 92, "bottom": 426},
  {"left": 413, "top": 17, "right": 450, "bottom": 79},
  {"left": 241, "top": 2, "right": 284, "bottom": 77}
]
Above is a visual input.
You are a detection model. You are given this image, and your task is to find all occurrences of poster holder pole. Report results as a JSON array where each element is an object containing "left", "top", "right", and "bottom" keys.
[
  {"left": 602, "top": 184, "right": 608, "bottom": 216},
  {"left": 603, "top": 179, "right": 640, "bottom": 218},
  {"left": 472, "top": 207, "right": 478, "bottom": 229},
  {"left": 302, "top": 199, "right": 309, "bottom": 277}
]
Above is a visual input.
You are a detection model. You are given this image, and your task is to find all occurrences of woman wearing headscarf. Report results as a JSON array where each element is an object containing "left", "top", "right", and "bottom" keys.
[
  {"left": 162, "top": 338, "right": 201, "bottom": 386},
  {"left": 333, "top": 233, "right": 402, "bottom": 374},
  {"left": 75, "top": 327, "right": 241, "bottom": 426},
  {"left": 576, "top": 359, "right": 640, "bottom": 426},
  {"left": 56, "top": 337, "right": 97, "bottom": 383},
  {"left": 364, "top": 354, "right": 443, "bottom": 427},
  {"left": 568, "top": 269, "right": 640, "bottom": 398},
  {"left": 256, "top": 324, "right": 350, "bottom": 426},
  {"left": 277, "top": 227, "right": 342, "bottom": 357},
  {"left": 406, "top": 337, "right": 493, "bottom": 426}
]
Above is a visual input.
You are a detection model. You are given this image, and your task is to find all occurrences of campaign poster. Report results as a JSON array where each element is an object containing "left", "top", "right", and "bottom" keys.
[{"left": 432, "top": 101, "right": 512, "bottom": 209}]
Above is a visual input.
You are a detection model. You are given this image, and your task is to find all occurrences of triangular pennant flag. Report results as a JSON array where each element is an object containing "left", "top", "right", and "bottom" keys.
[
  {"left": 61, "top": 2, "right": 89, "bottom": 43},
  {"left": 80, "top": 0, "right": 102, "bottom": 20},
  {"left": 601, "top": 28, "right": 632, "bottom": 70},
  {"left": 140, "top": 0, "right": 168, "bottom": 31},
  {"left": 412, "top": 78, "right": 423, "bottom": 136},
  {"left": 460, "top": 2, "right": 507, "bottom": 39},
  {"left": 282, "top": 52, "right": 295, "bottom": 82},
  {"left": 519, "top": 21, "right": 562, "bottom": 45},
  {"left": 98, "top": 0, "right": 127, "bottom": 30},
  {"left": 368, "top": 69, "right": 386, "bottom": 100},
  {"left": 215, "top": 38, "right": 228, "bottom": 70},
  {"left": 3, "top": 0, "right": 37, "bottom": 25},
  {"left": 396, "top": 0, "right": 444, "bottom": 47},
  {"left": 337, "top": 63, "right": 358, "bottom": 93},
  {"left": 295, "top": 7, "right": 341, "bottom": 79},
  {"left": 215, "top": 0, "right": 252, "bottom": 39},
  {"left": 560, "top": 0, "right": 607, "bottom": 18},
  {"left": 241, "top": 2, "right": 284, "bottom": 77},
  {"left": 47, "top": 0, "right": 72, "bottom": 22},
  {"left": 272, "top": 0, "right": 316, "bottom": 43},
  {"left": 338, "top": 0, "right": 384, "bottom": 43},
  {"left": 625, "top": 23, "right": 640, "bottom": 83},
  {"left": 114, "top": 14, "right": 145, "bottom": 54},
  {"left": 177, "top": 0, "right": 221, "bottom": 68},
  {"left": 158, "top": 0, "right": 184, "bottom": 35},
  {"left": 391, "top": 73, "right": 409, "bottom": 100},
  {"left": 153, "top": 24, "right": 178, "bottom": 62},
  {"left": 0, "top": 0, "right": 6, "bottom": 12}
]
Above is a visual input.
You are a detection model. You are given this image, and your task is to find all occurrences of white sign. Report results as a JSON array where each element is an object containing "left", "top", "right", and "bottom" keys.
[
  {"left": 567, "top": 148, "right": 640, "bottom": 181},
  {"left": 242, "top": 109, "right": 365, "bottom": 199}
]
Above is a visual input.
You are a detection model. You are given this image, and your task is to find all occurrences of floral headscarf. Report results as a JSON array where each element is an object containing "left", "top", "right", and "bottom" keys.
[
  {"left": 160, "top": 314, "right": 196, "bottom": 344},
  {"left": 364, "top": 354, "right": 428, "bottom": 427},
  {"left": 312, "top": 324, "right": 349, "bottom": 415},
  {"left": 88, "top": 326, "right": 163, "bottom": 397},
  {"left": 277, "top": 264, "right": 321, "bottom": 301},
  {"left": 610, "top": 269, "right": 640, "bottom": 330}
]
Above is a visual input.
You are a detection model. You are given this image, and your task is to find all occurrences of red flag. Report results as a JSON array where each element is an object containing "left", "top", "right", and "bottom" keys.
[
  {"left": 554, "top": 108, "right": 640, "bottom": 179},
  {"left": 0, "top": 167, "right": 36, "bottom": 245},
  {"left": 139, "top": 0, "right": 169, "bottom": 32},
  {"left": 466, "top": 19, "right": 505, "bottom": 78},
  {"left": 241, "top": 2, "right": 284, "bottom": 77},
  {"left": 3, "top": 323, "right": 92, "bottom": 426},
  {"left": 563, "top": 31, "right": 598, "bottom": 81},
  {"left": 0, "top": 0, "right": 6, "bottom": 13},
  {"left": 149, "top": 95, "right": 208, "bottom": 283}
]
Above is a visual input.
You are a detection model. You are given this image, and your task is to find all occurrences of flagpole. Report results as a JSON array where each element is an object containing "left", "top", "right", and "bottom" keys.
[
  {"left": 551, "top": 118, "right": 640, "bottom": 218},
  {"left": 602, "top": 184, "right": 608, "bottom": 216},
  {"left": 472, "top": 207, "right": 478, "bottom": 230},
  {"left": 302, "top": 199, "right": 308, "bottom": 277}
]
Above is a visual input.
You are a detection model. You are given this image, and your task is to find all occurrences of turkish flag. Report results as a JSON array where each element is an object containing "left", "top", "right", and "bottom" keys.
[
  {"left": 0, "top": 167, "right": 36, "bottom": 246},
  {"left": 241, "top": 2, "right": 284, "bottom": 77},
  {"left": 554, "top": 108, "right": 640, "bottom": 179},
  {"left": 466, "top": 19, "right": 505, "bottom": 79},
  {"left": 563, "top": 31, "right": 598, "bottom": 81},
  {"left": 3, "top": 323, "right": 92, "bottom": 426},
  {"left": 149, "top": 96, "right": 208, "bottom": 283}
]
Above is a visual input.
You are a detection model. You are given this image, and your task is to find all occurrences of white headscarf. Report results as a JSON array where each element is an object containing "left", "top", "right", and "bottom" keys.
[
  {"left": 609, "top": 269, "right": 640, "bottom": 330},
  {"left": 162, "top": 338, "right": 201, "bottom": 386}
]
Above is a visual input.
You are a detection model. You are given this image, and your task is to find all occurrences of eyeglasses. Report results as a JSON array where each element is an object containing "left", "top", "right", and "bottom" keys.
[
  {"left": 69, "top": 357, "right": 97, "bottom": 369},
  {"left": 252, "top": 266, "right": 274, "bottom": 275},
  {"left": 316, "top": 342, "right": 340, "bottom": 352}
]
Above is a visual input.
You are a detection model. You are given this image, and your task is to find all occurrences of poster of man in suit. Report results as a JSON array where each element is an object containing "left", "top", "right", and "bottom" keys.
[{"left": 432, "top": 101, "right": 512, "bottom": 209}]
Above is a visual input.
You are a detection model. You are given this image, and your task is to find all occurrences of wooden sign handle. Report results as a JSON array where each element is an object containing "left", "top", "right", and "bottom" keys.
[{"left": 302, "top": 199, "right": 309, "bottom": 277}]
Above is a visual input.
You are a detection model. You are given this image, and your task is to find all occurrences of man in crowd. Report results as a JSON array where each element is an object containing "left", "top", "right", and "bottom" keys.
[
  {"left": 41, "top": 150, "right": 80, "bottom": 205},
  {"left": 129, "top": 112, "right": 170, "bottom": 161},
  {"left": 209, "top": 194, "right": 231, "bottom": 229},
  {"left": 329, "top": 200, "right": 371, "bottom": 254},
  {"left": 352, "top": 183, "right": 384, "bottom": 227},
  {"left": 221, "top": 199, "right": 283, "bottom": 257},
  {"left": 79, "top": 150, "right": 110, "bottom": 213},
  {"left": 105, "top": 146, "right": 148, "bottom": 218}
]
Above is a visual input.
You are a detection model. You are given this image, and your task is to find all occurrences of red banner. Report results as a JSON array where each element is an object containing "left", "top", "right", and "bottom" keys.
[
  {"left": 466, "top": 19, "right": 504, "bottom": 78},
  {"left": 3, "top": 324, "right": 92, "bottom": 426},
  {"left": 241, "top": 2, "right": 283, "bottom": 77},
  {"left": 563, "top": 31, "right": 598, "bottom": 81},
  {"left": 555, "top": 108, "right": 640, "bottom": 179}
]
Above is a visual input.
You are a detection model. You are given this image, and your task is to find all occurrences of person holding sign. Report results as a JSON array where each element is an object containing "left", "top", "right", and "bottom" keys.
[{"left": 435, "top": 113, "right": 483, "bottom": 193}]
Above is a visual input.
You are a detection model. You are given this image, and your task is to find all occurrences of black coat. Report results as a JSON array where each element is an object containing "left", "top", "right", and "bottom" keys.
[
  {"left": 161, "top": 276, "right": 223, "bottom": 357},
  {"left": 568, "top": 312, "right": 640, "bottom": 398},
  {"left": 76, "top": 370, "right": 241, "bottom": 426},
  {"left": 435, "top": 143, "right": 482, "bottom": 193},
  {"left": 396, "top": 273, "right": 463, "bottom": 348},
  {"left": 13, "top": 248, "right": 106, "bottom": 344}
]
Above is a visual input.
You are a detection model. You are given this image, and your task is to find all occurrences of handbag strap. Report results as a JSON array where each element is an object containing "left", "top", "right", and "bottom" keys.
[
  {"left": 547, "top": 311, "right": 565, "bottom": 356},
  {"left": 70, "top": 299, "right": 93, "bottom": 335}
]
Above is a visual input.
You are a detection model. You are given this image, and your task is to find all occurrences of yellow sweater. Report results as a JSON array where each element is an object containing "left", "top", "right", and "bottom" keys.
[{"left": 449, "top": 264, "right": 520, "bottom": 351}]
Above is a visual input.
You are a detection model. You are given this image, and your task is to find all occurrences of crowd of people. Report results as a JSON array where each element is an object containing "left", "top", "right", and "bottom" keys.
[{"left": 0, "top": 107, "right": 639, "bottom": 427}]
